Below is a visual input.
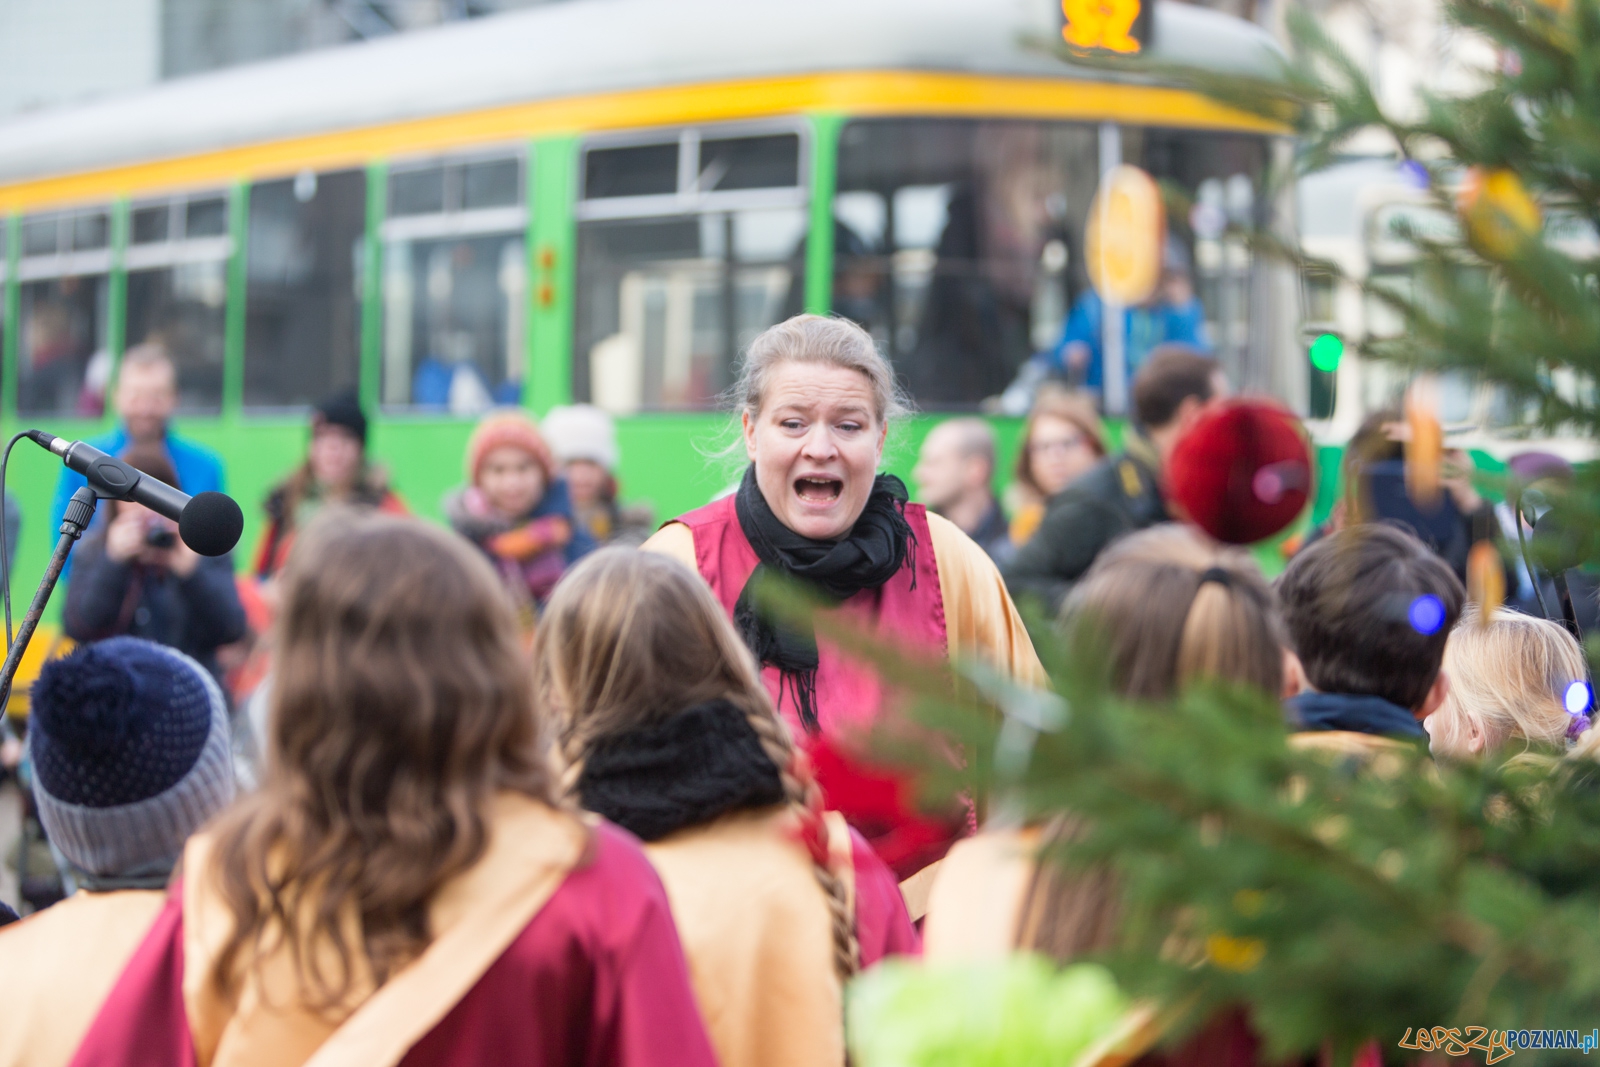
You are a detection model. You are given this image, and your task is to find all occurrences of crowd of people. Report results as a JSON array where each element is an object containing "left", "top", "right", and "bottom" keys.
[{"left": 0, "top": 312, "right": 1594, "bottom": 1067}]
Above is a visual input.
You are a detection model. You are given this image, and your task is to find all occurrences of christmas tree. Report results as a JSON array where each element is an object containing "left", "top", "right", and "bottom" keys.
[{"left": 834, "top": 3, "right": 1600, "bottom": 1061}]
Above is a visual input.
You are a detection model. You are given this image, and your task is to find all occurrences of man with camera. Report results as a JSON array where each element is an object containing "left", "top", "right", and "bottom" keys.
[{"left": 62, "top": 446, "right": 245, "bottom": 688}]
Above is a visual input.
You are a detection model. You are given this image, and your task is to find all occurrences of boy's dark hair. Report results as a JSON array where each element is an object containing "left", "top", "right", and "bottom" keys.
[
  {"left": 1277, "top": 523, "right": 1466, "bottom": 711},
  {"left": 1132, "top": 346, "right": 1218, "bottom": 430}
]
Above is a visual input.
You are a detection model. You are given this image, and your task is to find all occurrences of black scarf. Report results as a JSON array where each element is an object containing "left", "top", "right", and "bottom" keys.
[
  {"left": 576, "top": 700, "right": 786, "bottom": 841},
  {"left": 731, "top": 465, "right": 915, "bottom": 732}
]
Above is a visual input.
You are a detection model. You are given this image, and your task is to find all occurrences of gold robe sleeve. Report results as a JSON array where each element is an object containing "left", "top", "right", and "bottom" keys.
[
  {"left": 926, "top": 512, "right": 1048, "bottom": 687},
  {"left": 640, "top": 522, "right": 697, "bottom": 571}
]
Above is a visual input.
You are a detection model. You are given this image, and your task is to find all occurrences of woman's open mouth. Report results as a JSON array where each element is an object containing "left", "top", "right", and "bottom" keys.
[{"left": 794, "top": 476, "right": 844, "bottom": 504}]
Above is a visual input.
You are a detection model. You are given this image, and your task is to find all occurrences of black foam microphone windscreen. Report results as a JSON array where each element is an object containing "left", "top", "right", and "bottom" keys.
[{"left": 178, "top": 491, "right": 245, "bottom": 557}]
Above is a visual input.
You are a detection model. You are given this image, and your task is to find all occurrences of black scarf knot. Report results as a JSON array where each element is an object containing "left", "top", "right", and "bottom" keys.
[
  {"left": 731, "top": 465, "right": 917, "bottom": 733},
  {"left": 576, "top": 700, "right": 786, "bottom": 841}
]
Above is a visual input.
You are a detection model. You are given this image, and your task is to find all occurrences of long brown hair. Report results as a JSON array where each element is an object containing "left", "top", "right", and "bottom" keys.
[
  {"left": 207, "top": 512, "right": 556, "bottom": 1006},
  {"left": 533, "top": 548, "right": 858, "bottom": 978},
  {"left": 1022, "top": 524, "right": 1285, "bottom": 960}
]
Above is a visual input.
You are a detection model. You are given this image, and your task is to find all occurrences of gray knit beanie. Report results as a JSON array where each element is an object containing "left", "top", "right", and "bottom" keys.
[{"left": 27, "top": 637, "right": 235, "bottom": 882}]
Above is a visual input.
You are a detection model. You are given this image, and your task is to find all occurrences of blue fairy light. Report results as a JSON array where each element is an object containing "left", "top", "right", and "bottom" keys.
[
  {"left": 1564, "top": 680, "right": 1592, "bottom": 716},
  {"left": 1408, "top": 595, "right": 1446, "bottom": 635}
]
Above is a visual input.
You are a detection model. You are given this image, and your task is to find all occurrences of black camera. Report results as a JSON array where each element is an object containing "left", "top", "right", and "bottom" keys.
[{"left": 144, "top": 528, "right": 177, "bottom": 550}]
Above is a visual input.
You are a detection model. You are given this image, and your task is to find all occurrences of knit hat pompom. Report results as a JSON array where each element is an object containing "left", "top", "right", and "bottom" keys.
[
  {"left": 31, "top": 645, "right": 140, "bottom": 757},
  {"left": 466, "top": 409, "right": 555, "bottom": 486}
]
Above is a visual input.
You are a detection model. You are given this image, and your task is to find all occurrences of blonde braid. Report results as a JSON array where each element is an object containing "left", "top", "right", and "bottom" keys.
[
  {"left": 740, "top": 701, "right": 860, "bottom": 980},
  {"left": 557, "top": 721, "right": 589, "bottom": 807}
]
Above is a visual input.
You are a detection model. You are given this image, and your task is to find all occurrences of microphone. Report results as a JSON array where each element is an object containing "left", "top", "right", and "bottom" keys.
[{"left": 25, "top": 430, "right": 244, "bottom": 556}]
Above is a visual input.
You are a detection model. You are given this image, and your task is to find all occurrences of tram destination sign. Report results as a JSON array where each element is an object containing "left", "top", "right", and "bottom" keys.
[{"left": 1060, "top": 0, "right": 1156, "bottom": 55}]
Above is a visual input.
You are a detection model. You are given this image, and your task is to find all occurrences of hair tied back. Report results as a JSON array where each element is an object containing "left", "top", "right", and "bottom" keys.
[{"left": 1198, "top": 566, "right": 1235, "bottom": 589}]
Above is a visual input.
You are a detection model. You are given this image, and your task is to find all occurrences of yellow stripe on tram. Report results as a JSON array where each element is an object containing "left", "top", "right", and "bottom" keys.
[{"left": 0, "top": 70, "right": 1285, "bottom": 213}]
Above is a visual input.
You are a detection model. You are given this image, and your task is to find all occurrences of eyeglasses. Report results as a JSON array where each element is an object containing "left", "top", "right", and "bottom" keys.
[{"left": 1029, "top": 435, "right": 1089, "bottom": 457}]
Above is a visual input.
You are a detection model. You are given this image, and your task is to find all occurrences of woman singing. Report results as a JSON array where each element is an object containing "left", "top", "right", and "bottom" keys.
[{"left": 643, "top": 314, "right": 1043, "bottom": 883}]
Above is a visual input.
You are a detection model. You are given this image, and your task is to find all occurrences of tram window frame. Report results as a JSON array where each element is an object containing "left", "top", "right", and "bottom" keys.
[
  {"left": 15, "top": 206, "right": 114, "bottom": 419},
  {"left": 242, "top": 167, "right": 368, "bottom": 412},
  {"left": 576, "top": 122, "right": 809, "bottom": 221},
  {"left": 572, "top": 121, "right": 811, "bottom": 414},
  {"left": 831, "top": 117, "right": 1101, "bottom": 410},
  {"left": 124, "top": 190, "right": 234, "bottom": 415},
  {"left": 380, "top": 147, "right": 529, "bottom": 413}
]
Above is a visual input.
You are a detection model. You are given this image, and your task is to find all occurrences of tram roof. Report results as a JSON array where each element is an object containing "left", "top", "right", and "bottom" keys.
[{"left": 0, "top": 0, "right": 1282, "bottom": 188}]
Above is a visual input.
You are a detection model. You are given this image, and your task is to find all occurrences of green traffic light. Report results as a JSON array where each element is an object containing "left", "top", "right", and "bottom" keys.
[{"left": 1310, "top": 333, "right": 1343, "bottom": 373}]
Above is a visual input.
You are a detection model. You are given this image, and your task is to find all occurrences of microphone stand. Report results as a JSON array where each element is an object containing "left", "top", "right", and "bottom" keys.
[{"left": 0, "top": 486, "right": 98, "bottom": 711}]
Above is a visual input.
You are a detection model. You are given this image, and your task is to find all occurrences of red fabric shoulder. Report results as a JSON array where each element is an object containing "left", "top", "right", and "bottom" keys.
[
  {"left": 68, "top": 889, "right": 194, "bottom": 1067},
  {"left": 848, "top": 826, "right": 921, "bottom": 966},
  {"left": 401, "top": 823, "right": 718, "bottom": 1067}
]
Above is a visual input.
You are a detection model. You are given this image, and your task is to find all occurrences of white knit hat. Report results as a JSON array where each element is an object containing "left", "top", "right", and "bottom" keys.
[{"left": 542, "top": 404, "right": 619, "bottom": 472}]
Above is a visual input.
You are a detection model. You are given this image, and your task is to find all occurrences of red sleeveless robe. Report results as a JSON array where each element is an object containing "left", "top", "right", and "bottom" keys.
[{"left": 677, "top": 497, "right": 963, "bottom": 878}]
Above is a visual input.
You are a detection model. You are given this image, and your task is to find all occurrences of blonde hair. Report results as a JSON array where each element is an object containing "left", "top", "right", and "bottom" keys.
[
  {"left": 732, "top": 314, "right": 910, "bottom": 425},
  {"left": 533, "top": 548, "right": 858, "bottom": 978},
  {"left": 1432, "top": 608, "right": 1588, "bottom": 755},
  {"left": 1063, "top": 524, "right": 1285, "bottom": 701}
]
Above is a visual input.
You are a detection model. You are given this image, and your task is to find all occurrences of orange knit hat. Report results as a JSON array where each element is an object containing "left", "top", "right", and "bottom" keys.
[{"left": 466, "top": 410, "right": 556, "bottom": 486}]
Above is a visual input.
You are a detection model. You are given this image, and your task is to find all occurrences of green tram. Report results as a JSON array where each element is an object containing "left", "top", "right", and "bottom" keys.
[{"left": 0, "top": 0, "right": 1297, "bottom": 601}]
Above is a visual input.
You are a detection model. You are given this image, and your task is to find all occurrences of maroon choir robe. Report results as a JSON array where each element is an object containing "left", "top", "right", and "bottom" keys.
[{"left": 69, "top": 802, "right": 719, "bottom": 1067}]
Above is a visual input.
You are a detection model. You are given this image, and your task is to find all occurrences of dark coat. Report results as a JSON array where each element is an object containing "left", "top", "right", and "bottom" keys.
[
  {"left": 63, "top": 533, "right": 247, "bottom": 685},
  {"left": 1002, "top": 443, "right": 1167, "bottom": 613}
]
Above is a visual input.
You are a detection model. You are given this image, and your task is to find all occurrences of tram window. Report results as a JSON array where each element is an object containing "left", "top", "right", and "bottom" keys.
[
  {"left": 243, "top": 169, "right": 365, "bottom": 408},
  {"left": 132, "top": 206, "right": 170, "bottom": 244},
  {"left": 574, "top": 124, "right": 808, "bottom": 413},
  {"left": 124, "top": 192, "right": 232, "bottom": 414},
  {"left": 699, "top": 135, "right": 799, "bottom": 191},
  {"left": 1121, "top": 128, "right": 1269, "bottom": 390},
  {"left": 463, "top": 158, "right": 520, "bottom": 210},
  {"left": 185, "top": 197, "right": 227, "bottom": 238},
  {"left": 15, "top": 207, "right": 114, "bottom": 417},
  {"left": 391, "top": 167, "right": 447, "bottom": 217},
  {"left": 574, "top": 207, "right": 806, "bottom": 412},
  {"left": 382, "top": 234, "right": 526, "bottom": 411},
  {"left": 380, "top": 152, "right": 527, "bottom": 412},
  {"left": 584, "top": 143, "right": 679, "bottom": 200},
  {"left": 833, "top": 119, "right": 1099, "bottom": 408},
  {"left": 72, "top": 212, "right": 109, "bottom": 252},
  {"left": 22, "top": 217, "right": 57, "bottom": 258}
]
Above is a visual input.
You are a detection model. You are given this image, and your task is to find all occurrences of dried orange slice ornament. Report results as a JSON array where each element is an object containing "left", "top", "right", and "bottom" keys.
[
  {"left": 1404, "top": 383, "right": 1443, "bottom": 509},
  {"left": 1467, "top": 540, "right": 1505, "bottom": 625}
]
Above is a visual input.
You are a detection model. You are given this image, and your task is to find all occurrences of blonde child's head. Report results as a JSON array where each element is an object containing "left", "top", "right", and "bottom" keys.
[{"left": 1426, "top": 608, "right": 1591, "bottom": 758}]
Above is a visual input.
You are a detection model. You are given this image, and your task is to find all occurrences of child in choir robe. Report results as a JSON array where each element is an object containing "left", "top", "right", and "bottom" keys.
[
  {"left": 535, "top": 548, "right": 919, "bottom": 1067},
  {"left": 68, "top": 514, "right": 716, "bottom": 1067},
  {"left": 0, "top": 638, "right": 236, "bottom": 1067}
]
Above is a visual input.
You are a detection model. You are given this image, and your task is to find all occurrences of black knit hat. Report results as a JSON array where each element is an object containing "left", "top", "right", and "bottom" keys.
[
  {"left": 314, "top": 390, "right": 368, "bottom": 447},
  {"left": 28, "top": 637, "right": 234, "bottom": 877}
]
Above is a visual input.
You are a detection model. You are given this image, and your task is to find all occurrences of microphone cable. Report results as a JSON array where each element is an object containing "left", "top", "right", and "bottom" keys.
[
  {"left": 0, "top": 431, "right": 27, "bottom": 742},
  {"left": 0, "top": 431, "right": 30, "bottom": 653}
]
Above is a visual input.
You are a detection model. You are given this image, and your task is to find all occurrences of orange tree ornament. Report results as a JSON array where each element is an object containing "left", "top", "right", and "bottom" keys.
[{"left": 1457, "top": 167, "right": 1541, "bottom": 259}]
